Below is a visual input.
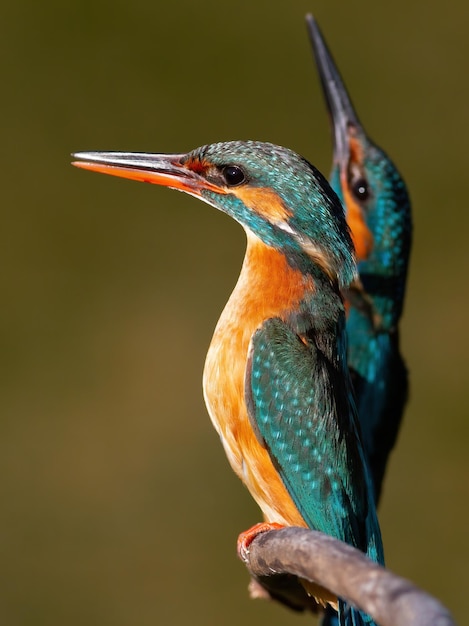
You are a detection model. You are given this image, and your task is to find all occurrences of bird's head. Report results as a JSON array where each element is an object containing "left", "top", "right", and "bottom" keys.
[
  {"left": 73, "top": 140, "right": 356, "bottom": 288},
  {"left": 307, "top": 15, "right": 411, "bottom": 272}
]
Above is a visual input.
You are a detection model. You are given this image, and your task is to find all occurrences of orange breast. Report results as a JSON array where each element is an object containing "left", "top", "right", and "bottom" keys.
[{"left": 203, "top": 231, "right": 313, "bottom": 528}]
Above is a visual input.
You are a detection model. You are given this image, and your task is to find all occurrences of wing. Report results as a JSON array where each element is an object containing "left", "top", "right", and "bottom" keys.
[
  {"left": 348, "top": 324, "right": 409, "bottom": 503},
  {"left": 245, "top": 316, "right": 372, "bottom": 553}
]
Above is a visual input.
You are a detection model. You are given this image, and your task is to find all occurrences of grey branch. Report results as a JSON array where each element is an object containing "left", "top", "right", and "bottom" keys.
[{"left": 240, "top": 527, "right": 456, "bottom": 626}]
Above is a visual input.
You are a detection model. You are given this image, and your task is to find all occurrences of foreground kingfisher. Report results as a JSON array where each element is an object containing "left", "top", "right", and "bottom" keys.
[
  {"left": 307, "top": 16, "right": 412, "bottom": 505},
  {"left": 73, "top": 140, "right": 384, "bottom": 624}
]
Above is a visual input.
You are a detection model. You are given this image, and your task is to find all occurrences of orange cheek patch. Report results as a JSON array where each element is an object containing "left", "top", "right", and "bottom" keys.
[
  {"left": 233, "top": 187, "right": 292, "bottom": 223},
  {"left": 343, "top": 181, "right": 373, "bottom": 261},
  {"left": 341, "top": 136, "right": 373, "bottom": 261}
]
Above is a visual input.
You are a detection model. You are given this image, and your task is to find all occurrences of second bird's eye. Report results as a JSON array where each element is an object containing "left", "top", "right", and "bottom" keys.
[
  {"left": 352, "top": 177, "right": 370, "bottom": 201},
  {"left": 222, "top": 165, "right": 246, "bottom": 187}
]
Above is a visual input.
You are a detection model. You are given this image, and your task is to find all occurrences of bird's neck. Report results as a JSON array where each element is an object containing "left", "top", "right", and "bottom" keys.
[
  {"left": 215, "top": 231, "right": 317, "bottom": 337},
  {"left": 207, "top": 230, "right": 348, "bottom": 369}
]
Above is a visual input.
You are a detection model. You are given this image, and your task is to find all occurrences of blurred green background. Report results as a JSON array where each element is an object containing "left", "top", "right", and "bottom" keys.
[{"left": 1, "top": 1, "right": 468, "bottom": 624}]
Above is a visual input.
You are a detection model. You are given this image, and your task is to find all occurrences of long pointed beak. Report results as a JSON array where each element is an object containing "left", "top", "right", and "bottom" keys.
[
  {"left": 306, "top": 14, "right": 363, "bottom": 166},
  {"left": 72, "top": 151, "right": 224, "bottom": 196}
]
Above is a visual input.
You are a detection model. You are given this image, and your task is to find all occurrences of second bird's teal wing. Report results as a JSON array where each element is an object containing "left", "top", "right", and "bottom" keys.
[
  {"left": 245, "top": 315, "right": 380, "bottom": 560},
  {"left": 347, "top": 314, "right": 408, "bottom": 502}
]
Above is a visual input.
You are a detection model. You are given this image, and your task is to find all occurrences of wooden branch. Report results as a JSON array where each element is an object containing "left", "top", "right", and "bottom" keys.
[{"left": 239, "top": 527, "right": 456, "bottom": 626}]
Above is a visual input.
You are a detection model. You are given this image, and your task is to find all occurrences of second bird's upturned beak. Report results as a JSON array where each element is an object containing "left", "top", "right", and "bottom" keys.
[
  {"left": 306, "top": 14, "right": 364, "bottom": 167},
  {"left": 72, "top": 151, "right": 224, "bottom": 196}
]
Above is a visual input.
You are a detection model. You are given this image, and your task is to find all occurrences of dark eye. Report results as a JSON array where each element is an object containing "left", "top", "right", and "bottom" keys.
[
  {"left": 222, "top": 165, "right": 246, "bottom": 187},
  {"left": 352, "top": 177, "right": 369, "bottom": 201}
]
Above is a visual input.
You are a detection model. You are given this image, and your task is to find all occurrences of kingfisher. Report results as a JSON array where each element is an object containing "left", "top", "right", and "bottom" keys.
[
  {"left": 307, "top": 16, "right": 412, "bottom": 505},
  {"left": 73, "top": 141, "right": 384, "bottom": 624}
]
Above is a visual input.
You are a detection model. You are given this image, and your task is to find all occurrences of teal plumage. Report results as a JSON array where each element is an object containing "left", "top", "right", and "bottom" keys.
[
  {"left": 308, "top": 16, "right": 412, "bottom": 505},
  {"left": 246, "top": 276, "right": 383, "bottom": 626},
  {"left": 247, "top": 292, "right": 383, "bottom": 561},
  {"left": 73, "top": 141, "right": 383, "bottom": 625}
]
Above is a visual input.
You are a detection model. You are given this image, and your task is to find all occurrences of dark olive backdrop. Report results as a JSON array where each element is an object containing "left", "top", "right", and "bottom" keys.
[{"left": 1, "top": 1, "right": 468, "bottom": 625}]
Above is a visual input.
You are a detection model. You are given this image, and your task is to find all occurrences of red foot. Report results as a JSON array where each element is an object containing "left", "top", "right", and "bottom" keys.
[{"left": 237, "top": 522, "right": 284, "bottom": 562}]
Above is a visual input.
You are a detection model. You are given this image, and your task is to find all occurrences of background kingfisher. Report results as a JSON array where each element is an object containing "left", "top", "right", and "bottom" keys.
[
  {"left": 307, "top": 16, "right": 413, "bottom": 505},
  {"left": 73, "top": 141, "right": 384, "bottom": 625}
]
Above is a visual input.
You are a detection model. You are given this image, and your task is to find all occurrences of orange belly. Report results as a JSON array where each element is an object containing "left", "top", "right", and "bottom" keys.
[{"left": 203, "top": 231, "right": 313, "bottom": 528}]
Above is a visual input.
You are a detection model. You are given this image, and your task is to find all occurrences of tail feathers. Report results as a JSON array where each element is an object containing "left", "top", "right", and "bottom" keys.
[{"left": 321, "top": 600, "right": 378, "bottom": 626}]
